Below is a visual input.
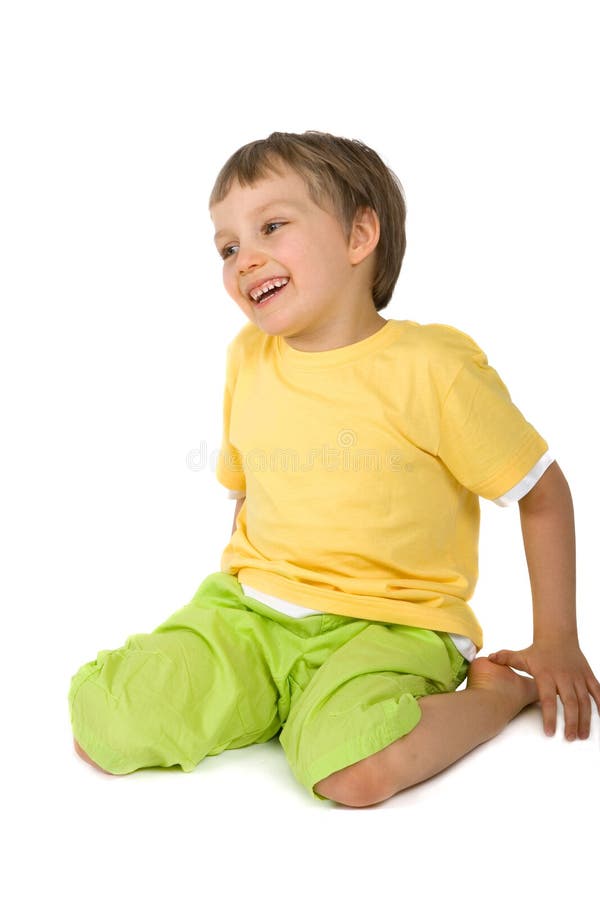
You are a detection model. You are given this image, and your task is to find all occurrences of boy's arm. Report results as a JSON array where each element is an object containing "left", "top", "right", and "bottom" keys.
[
  {"left": 489, "top": 461, "right": 600, "bottom": 739},
  {"left": 231, "top": 496, "right": 245, "bottom": 536}
]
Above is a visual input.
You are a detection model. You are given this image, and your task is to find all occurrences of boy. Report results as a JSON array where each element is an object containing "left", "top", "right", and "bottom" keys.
[{"left": 70, "top": 131, "right": 600, "bottom": 807}]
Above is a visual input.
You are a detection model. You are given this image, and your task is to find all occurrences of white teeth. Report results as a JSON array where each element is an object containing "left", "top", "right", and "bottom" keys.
[{"left": 250, "top": 277, "right": 289, "bottom": 301}]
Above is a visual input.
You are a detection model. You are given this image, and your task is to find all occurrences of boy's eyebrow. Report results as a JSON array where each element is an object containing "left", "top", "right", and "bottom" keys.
[{"left": 213, "top": 199, "right": 302, "bottom": 243}]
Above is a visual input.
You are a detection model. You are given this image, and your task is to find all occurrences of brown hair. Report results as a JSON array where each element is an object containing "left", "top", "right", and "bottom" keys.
[{"left": 208, "top": 131, "right": 407, "bottom": 311}]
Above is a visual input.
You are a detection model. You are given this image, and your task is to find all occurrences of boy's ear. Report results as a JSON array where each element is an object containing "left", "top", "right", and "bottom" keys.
[{"left": 347, "top": 206, "right": 380, "bottom": 265}]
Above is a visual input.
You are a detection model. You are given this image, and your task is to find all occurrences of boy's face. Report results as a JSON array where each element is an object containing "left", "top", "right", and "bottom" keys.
[{"left": 210, "top": 164, "right": 381, "bottom": 350}]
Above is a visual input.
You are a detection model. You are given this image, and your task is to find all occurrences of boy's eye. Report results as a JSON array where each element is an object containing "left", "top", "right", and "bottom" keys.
[
  {"left": 264, "top": 221, "right": 284, "bottom": 235},
  {"left": 219, "top": 222, "right": 285, "bottom": 259}
]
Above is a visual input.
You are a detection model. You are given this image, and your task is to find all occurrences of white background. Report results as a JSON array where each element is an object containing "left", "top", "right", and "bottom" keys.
[{"left": 1, "top": 1, "right": 598, "bottom": 896}]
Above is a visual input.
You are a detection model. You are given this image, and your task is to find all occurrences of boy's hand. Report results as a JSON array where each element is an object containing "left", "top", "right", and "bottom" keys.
[{"left": 488, "top": 641, "right": 600, "bottom": 740}]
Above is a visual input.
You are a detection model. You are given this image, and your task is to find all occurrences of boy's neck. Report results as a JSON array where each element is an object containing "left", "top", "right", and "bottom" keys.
[{"left": 282, "top": 313, "right": 389, "bottom": 353}]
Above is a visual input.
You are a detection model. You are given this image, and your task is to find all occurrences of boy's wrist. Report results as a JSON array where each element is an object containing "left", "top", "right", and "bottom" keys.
[{"left": 532, "top": 627, "right": 579, "bottom": 647}]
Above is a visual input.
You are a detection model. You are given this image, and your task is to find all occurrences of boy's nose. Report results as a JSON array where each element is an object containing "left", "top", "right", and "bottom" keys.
[{"left": 236, "top": 243, "right": 267, "bottom": 276}]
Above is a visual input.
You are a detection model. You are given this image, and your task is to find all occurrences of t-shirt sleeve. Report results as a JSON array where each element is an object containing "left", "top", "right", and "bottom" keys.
[
  {"left": 215, "top": 342, "right": 246, "bottom": 493},
  {"left": 493, "top": 449, "right": 555, "bottom": 506},
  {"left": 436, "top": 338, "right": 549, "bottom": 501}
]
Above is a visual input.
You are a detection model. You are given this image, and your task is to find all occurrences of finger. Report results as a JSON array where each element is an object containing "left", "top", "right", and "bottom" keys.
[
  {"left": 556, "top": 678, "right": 579, "bottom": 741},
  {"left": 488, "top": 649, "right": 528, "bottom": 673},
  {"left": 587, "top": 673, "right": 600, "bottom": 717},
  {"left": 536, "top": 674, "right": 558, "bottom": 736},
  {"left": 574, "top": 679, "right": 592, "bottom": 740}
]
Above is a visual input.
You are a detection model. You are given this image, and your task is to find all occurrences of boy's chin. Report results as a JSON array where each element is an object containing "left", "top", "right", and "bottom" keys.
[
  {"left": 234, "top": 300, "right": 280, "bottom": 331},
  {"left": 249, "top": 318, "right": 288, "bottom": 336},
  {"left": 244, "top": 307, "right": 293, "bottom": 336}
]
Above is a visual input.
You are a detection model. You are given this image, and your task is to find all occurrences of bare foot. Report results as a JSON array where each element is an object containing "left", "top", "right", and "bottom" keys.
[
  {"left": 73, "top": 739, "right": 116, "bottom": 775},
  {"left": 467, "top": 656, "right": 539, "bottom": 716}
]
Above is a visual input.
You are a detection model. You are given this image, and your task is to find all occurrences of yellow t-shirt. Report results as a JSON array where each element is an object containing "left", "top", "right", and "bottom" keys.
[{"left": 216, "top": 319, "right": 549, "bottom": 650}]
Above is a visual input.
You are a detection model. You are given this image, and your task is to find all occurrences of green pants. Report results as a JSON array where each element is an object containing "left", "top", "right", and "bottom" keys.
[{"left": 69, "top": 572, "right": 469, "bottom": 801}]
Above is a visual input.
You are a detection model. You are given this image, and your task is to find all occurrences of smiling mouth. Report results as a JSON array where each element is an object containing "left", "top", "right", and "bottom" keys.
[{"left": 251, "top": 281, "right": 288, "bottom": 307}]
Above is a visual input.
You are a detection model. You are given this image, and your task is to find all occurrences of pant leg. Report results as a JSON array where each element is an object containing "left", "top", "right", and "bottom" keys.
[
  {"left": 279, "top": 622, "right": 469, "bottom": 801},
  {"left": 68, "top": 572, "right": 284, "bottom": 774}
]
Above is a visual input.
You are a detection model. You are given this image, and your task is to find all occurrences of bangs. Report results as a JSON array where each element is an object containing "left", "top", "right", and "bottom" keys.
[{"left": 209, "top": 150, "right": 289, "bottom": 208}]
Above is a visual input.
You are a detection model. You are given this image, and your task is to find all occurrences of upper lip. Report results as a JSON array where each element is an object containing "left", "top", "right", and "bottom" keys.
[{"left": 245, "top": 275, "right": 289, "bottom": 299}]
